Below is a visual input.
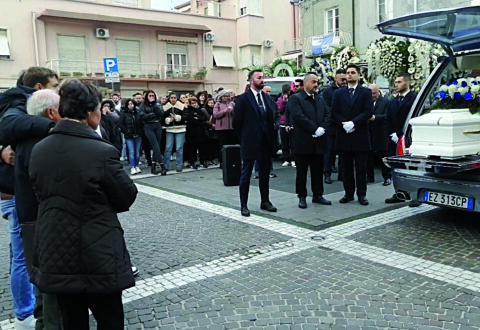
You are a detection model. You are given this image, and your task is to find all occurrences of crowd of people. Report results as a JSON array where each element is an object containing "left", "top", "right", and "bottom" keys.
[
  {"left": 95, "top": 87, "right": 242, "bottom": 176},
  {"left": 0, "top": 63, "right": 416, "bottom": 328}
]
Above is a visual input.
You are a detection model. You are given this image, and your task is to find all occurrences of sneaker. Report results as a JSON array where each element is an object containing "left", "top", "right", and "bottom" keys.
[
  {"left": 16, "top": 315, "right": 36, "bottom": 329},
  {"left": 132, "top": 266, "right": 139, "bottom": 277},
  {"left": 269, "top": 173, "right": 277, "bottom": 178},
  {"left": 120, "top": 156, "right": 125, "bottom": 161},
  {"left": 135, "top": 167, "right": 142, "bottom": 173},
  {"left": 281, "top": 161, "right": 290, "bottom": 167},
  {"left": 138, "top": 161, "right": 142, "bottom": 165},
  {"left": 130, "top": 168, "right": 136, "bottom": 175},
  {"left": 291, "top": 161, "right": 296, "bottom": 167}
]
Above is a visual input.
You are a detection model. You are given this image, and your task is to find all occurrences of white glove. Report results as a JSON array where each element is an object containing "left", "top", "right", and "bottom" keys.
[
  {"left": 315, "top": 127, "right": 325, "bottom": 137},
  {"left": 342, "top": 121, "right": 354, "bottom": 133},
  {"left": 165, "top": 117, "right": 172, "bottom": 124},
  {"left": 390, "top": 133, "right": 399, "bottom": 144},
  {"left": 174, "top": 115, "right": 181, "bottom": 121},
  {"left": 347, "top": 127, "right": 355, "bottom": 134}
]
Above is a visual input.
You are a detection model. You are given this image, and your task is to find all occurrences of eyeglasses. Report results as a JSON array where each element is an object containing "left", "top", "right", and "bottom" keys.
[{"left": 294, "top": 85, "right": 300, "bottom": 88}]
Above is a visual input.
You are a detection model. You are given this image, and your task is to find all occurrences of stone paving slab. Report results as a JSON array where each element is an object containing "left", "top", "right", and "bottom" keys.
[
  {"left": 349, "top": 207, "right": 480, "bottom": 274},
  {"left": 136, "top": 166, "right": 403, "bottom": 229},
  {"left": 112, "top": 246, "right": 480, "bottom": 329},
  {"left": 120, "top": 192, "right": 291, "bottom": 278}
]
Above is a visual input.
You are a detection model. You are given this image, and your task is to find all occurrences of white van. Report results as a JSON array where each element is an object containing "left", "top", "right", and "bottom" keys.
[{"left": 264, "top": 77, "right": 300, "bottom": 99}]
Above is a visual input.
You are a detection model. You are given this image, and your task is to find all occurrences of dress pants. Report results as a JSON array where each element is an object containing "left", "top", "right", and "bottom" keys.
[
  {"left": 340, "top": 151, "right": 368, "bottom": 198},
  {"left": 239, "top": 153, "right": 271, "bottom": 207},
  {"left": 367, "top": 150, "right": 389, "bottom": 181},
  {"left": 295, "top": 154, "right": 324, "bottom": 198},
  {"left": 58, "top": 291, "right": 124, "bottom": 329}
]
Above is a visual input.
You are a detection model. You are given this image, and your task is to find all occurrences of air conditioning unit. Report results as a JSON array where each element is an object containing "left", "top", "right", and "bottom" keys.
[
  {"left": 263, "top": 39, "right": 274, "bottom": 48},
  {"left": 204, "top": 32, "right": 215, "bottom": 42},
  {"left": 96, "top": 28, "right": 110, "bottom": 39}
]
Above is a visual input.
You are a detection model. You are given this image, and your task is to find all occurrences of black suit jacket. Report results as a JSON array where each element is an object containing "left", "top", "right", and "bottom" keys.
[
  {"left": 369, "top": 96, "right": 389, "bottom": 152},
  {"left": 233, "top": 89, "right": 276, "bottom": 160},
  {"left": 331, "top": 86, "right": 374, "bottom": 152},
  {"left": 290, "top": 91, "right": 330, "bottom": 154},
  {"left": 384, "top": 91, "right": 417, "bottom": 139}
]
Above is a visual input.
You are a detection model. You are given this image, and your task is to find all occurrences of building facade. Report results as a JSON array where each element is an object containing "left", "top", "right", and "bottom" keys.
[
  {"left": 299, "top": 0, "right": 480, "bottom": 61},
  {"left": 0, "top": 0, "right": 300, "bottom": 96}
]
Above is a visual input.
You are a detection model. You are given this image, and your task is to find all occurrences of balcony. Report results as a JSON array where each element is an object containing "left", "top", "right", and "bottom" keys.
[
  {"left": 283, "top": 38, "right": 304, "bottom": 54},
  {"left": 45, "top": 59, "right": 207, "bottom": 82}
]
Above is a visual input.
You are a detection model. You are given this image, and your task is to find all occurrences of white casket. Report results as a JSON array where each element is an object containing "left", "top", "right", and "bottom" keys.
[{"left": 409, "top": 109, "right": 480, "bottom": 158}]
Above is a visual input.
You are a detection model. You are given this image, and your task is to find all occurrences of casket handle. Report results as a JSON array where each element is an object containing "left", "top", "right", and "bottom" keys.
[{"left": 463, "top": 129, "right": 480, "bottom": 134}]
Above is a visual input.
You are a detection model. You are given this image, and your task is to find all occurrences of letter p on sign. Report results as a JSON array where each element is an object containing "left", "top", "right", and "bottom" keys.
[{"left": 103, "top": 58, "right": 118, "bottom": 73}]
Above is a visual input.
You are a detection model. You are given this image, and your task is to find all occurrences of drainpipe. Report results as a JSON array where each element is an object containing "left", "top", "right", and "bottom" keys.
[
  {"left": 32, "top": 12, "right": 40, "bottom": 66},
  {"left": 351, "top": 0, "right": 356, "bottom": 47}
]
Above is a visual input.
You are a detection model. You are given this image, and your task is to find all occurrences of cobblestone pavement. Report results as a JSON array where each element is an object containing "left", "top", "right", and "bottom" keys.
[{"left": 0, "top": 164, "right": 479, "bottom": 329}]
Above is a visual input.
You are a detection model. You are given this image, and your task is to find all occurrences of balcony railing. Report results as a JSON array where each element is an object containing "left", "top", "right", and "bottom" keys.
[{"left": 45, "top": 60, "right": 206, "bottom": 81}]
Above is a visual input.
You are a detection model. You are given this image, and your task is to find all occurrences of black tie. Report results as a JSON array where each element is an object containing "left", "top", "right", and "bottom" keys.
[
  {"left": 398, "top": 95, "right": 404, "bottom": 102},
  {"left": 257, "top": 93, "right": 265, "bottom": 112},
  {"left": 348, "top": 88, "right": 354, "bottom": 98}
]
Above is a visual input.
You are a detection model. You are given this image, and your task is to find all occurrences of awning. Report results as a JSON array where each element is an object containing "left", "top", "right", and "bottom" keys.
[
  {"left": 37, "top": 9, "right": 211, "bottom": 33},
  {"left": 212, "top": 46, "right": 235, "bottom": 67}
]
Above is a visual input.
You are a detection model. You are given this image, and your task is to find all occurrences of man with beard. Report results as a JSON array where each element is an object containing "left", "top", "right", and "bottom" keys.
[{"left": 233, "top": 70, "right": 277, "bottom": 217}]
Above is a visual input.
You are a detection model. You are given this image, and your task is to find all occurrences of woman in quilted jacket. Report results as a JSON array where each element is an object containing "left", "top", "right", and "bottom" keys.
[{"left": 29, "top": 79, "right": 138, "bottom": 329}]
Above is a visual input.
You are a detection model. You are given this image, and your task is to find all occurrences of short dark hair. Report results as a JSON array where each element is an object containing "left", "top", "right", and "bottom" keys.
[
  {"left": 294, "top": 79, "right": 304, "bottom": 87},
  {"left": 22, "top": 67, "right": 58, "bottom": 88},
  {"left": 59, "top": 79, "right": 100, "bottom": 120},
  {"left": 397, "top": 73, "right": 411, "bottom": 82},
  {"left": 346, "top": 64, "right": 360, "bottom": 74},
  {"left": 248, "top": 69, "right": 263, "bottom": 81},
  {"left": 132, "top": 92, "right": 142, "bottom": 97},
  {"left": 335, "top": 69, "right": 346, "bottom": 75},
  {"left": 112, "top": 92, "right": 121, "bottom": 97}
]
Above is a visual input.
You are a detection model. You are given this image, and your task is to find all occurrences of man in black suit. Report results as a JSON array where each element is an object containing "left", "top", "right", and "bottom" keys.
[
  {"left": 384, "top": 73, "right": 418, "bottom": 204},
  {"left": 233, "top": 69, "right": 277, "bottom": 217},
  {"left": 367, "top": 84, "right": 390, "bottom": 185},
  {"left": 289, "top": 74, "right": 332, "bottom": 209},
  {"left": 331, "top": 64, "right": 373, "bottom": 206},
  {"left": 321, "top": 69, "right": 346, "bottom": 184}
]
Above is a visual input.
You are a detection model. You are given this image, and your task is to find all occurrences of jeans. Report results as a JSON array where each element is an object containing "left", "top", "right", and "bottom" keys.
[
  {"left": 144, "top": 123, "right": 164, "bottom": 164},
  {"left": 1, "top": 197, "right": 35, "bottom": 320},
  {"left": 125, "top": 137, "right": 142, "bottom": 168},
  {"left": 164, "top": 132, "right": 185, "bottom": 170}
]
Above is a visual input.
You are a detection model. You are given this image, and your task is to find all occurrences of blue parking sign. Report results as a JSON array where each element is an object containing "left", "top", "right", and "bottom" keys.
[{"left": 103, "top": 58, "right": 118, "bottom": 73}]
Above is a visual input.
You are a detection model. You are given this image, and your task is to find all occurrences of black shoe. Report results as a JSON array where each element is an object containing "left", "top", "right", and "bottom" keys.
[
  {"left": 383, "top": 178, "right": 392, "bottom": 186},
  {"left": 339, "top": 196, "right": 354, "bottom": 203},
  {"left": 192, "top": 164, "right": 199, "bottom": 170},
  {"left": 132, "top": 266, "right": 139, "bottom": 277},
  {"left": 367, "top": 177, "right": 375, "bottom": 183},
  {"left": 409, "top": 200, "right": 421, "bottom": 207},
  {"left": 160, "top": 163, "right": 167, "bottom": 176},
  {"left": 260, "top": 201, "right": 277, "bottom": 212},
  {"left": 298, "top": 197, "right": 307, "bottom": 209},
  {"left": 269, "top": 173, "right": 277, "bottom": 178},
  {"left": 358, "top": 197, "right": 369, "bottom": 206},
  {"left": 202, "top": 163, "right": 209, "bottom": 168},
  {"left": 324, "top": 175, "right": 332, "bottom": 184},
  {"left": 312, "top": 196, "right": 332, "bottom": 205},
  {"left": 385, "top": 194, "right": 405, "bottom": 204},
  {"left": 151, "top": 163, "right": 158, "bottom": 175},
  {"left": 241, "top": 206, "right": 250, "bottom": 217},
  {"left": 331, "top": 165, "right": 338, "bottom": 173}
]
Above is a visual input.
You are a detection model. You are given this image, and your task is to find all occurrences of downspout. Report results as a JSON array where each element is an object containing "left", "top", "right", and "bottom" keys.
[
  {"left": 351, "top": 0, "right": 355, "bottom": 47},
  {"left": 32, "top": 12, "right": 40, "bottom": 66}
]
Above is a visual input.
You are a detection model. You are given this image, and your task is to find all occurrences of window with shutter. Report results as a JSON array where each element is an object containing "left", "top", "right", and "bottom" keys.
[
  {"left": 116, "top": 39, "right": 141, "bottom": 75},
  {"left": 57, "top": 35, "right": 87, "bottom": 74},
  {"left": 166, "top": 43, "right": 189, "bottom": 78},
  {"left": 0, "top": 29, "right": 11, "bottom": 60}
]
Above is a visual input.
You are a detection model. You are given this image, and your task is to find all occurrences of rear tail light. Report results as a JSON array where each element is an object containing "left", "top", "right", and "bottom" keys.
[{"left": 397, "top": 136, "right": 405, "bottom": 156}]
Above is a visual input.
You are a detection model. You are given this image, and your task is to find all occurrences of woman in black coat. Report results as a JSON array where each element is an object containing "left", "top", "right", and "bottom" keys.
[
  {"left": 141, "top": 90, "right": 166, "bottom": 175},
  {"left": 185, "top": 96, "right": 208, "bottom": 168},
  {"left": 119, "top": 98, "right": 144, "bottom": 175},
  {"left": 29, "top": 79, "right": 137, "bottom": 329}
]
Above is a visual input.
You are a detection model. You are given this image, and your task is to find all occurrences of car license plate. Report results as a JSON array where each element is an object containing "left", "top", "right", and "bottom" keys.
[{"left": 423, "top": 191, "right": 474, "bottom": 210}]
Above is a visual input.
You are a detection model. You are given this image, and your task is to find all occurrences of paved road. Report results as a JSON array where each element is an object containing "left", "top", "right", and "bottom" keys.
[{"left": 0, "top": 162, "right": 479, "bottom": 329}]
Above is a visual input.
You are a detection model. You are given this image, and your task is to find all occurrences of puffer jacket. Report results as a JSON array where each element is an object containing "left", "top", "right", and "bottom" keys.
[
  {"left": 163, "top": 101, "right": 187, "bottom": 133},
  {"left": 119, "top": 109, "right": 143, "bottom": 139},
  {"left": 29, "top": 120, "right": 137, "bottom": 294},
  {"left": 141, "top": 101, "right": 163, "bottom": 124}
]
